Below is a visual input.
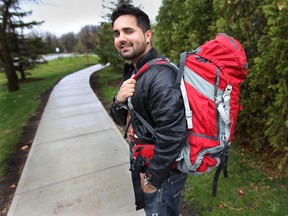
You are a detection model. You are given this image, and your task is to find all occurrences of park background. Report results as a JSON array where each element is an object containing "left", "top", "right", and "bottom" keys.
[{"left": 0, "top": 0, "right": 287, "bottom": 215}]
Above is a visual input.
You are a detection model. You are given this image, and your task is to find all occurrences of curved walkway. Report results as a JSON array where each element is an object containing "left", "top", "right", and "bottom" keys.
[{"left": 8, "top": 65, "right": 144, "bottom": 216}]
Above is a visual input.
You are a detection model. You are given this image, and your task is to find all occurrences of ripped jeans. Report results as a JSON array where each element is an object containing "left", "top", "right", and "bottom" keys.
[{"left": 143, "top": 172, "right": 187, "bottom": 216}]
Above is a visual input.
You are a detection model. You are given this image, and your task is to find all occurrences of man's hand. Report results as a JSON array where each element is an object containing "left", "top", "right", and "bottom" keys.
[
  {"left": 140, "top": 173, "right": 157, "bottom": 193},
  {"left": 116, "top": 78, "right": 136, "bottom": 102}
]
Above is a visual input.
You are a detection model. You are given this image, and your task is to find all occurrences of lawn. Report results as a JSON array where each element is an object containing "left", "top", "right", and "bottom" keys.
[
  {"left": 0, "top": 54, "right": 99, "bottom": 177},
  {"left": 94, "top": 65, "right": 288, "bottom": 216}
]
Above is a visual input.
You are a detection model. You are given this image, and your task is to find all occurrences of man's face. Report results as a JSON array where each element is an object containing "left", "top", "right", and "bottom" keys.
[{"left": 113, "top": 15, "right": 152, "bottom": 64}]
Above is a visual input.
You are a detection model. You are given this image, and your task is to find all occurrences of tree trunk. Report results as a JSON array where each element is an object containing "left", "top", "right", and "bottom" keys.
[
  {"left": 0, "top": 29, "right": 19, "bottom": 92},
  {"left": 6, "top": 68, "right": 20, "bottom": 92},
  {"left": 18, "top": 63, "right": 26, "bottom": 80},
  {"left": 4, "top": 56, "right": 19, "bottom": 91},
  {"left": 0, "top": 40, "right": 20, "bottom": 92}
]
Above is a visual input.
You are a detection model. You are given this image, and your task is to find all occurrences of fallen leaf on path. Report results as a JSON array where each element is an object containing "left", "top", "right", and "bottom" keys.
[{"left": 20, "top": 145, "right": 29, "bottom": 151}]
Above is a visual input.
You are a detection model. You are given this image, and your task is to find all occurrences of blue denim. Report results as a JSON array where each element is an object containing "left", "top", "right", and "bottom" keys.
[{"left": 143, "top": 172, "right": 187, "bottom": 216}]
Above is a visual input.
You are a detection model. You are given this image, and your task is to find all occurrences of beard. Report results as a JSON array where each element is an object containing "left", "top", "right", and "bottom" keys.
[{"left": 119, "top": 41, "right": 147, "bottom": 61}]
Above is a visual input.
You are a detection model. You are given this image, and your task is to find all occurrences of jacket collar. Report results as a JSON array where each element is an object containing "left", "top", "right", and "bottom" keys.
[
  {"left": 122, "top": 48, "right": 162, "bottom": 78},
  {"left": 135, "top": 48, "right": 162, "bottom": 71}
]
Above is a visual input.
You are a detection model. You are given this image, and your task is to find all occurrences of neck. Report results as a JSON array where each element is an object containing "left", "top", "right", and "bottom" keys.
[{"left": 132, "top": 45, "right": 153, "bottom": 68}]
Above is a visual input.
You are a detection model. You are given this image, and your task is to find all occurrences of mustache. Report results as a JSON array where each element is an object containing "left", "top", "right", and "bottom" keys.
[{"left": 120, "top": 42, "right": 132, "bottom": 47}]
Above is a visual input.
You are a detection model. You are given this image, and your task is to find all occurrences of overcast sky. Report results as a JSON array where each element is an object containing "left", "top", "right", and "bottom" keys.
[{"left": 20, "top": 0, "right": 163, "bottom": 36}]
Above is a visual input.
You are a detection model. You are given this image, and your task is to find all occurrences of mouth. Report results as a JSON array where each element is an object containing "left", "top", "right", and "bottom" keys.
[{"left": 120, "top": 43, "right": 132, "bottom": 51}]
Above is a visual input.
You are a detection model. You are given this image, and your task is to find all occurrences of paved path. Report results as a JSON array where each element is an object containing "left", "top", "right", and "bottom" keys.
[{"left": 8, "top": 65, "right": 144, "bottom": 216}]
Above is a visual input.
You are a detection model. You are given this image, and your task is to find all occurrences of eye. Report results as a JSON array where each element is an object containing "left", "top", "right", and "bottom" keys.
[
  {"left": 126, "top": 29, "right": 134, "bottom": 34},
  {"left": 113, "top": 31, "right": 120, "bottom": 38}
]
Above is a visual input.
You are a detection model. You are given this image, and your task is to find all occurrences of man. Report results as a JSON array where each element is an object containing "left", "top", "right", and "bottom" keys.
[{"left": 110, "top": 4, "right": 187, "bottom": 216}]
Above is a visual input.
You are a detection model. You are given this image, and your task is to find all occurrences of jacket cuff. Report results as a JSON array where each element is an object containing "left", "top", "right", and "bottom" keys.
[
  {"left": 110, "top": 102, "right": 128, "bottom": 126},
  {"left": 145, "top": 168, "right": 169, "bottom": 189},
  {"left": 112, "top": 94, "right": 127, "bottom": 108}
]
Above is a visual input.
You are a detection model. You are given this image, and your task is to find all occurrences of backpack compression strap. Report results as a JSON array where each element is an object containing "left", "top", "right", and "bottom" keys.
[{"left": 177, "top": 51, "right": 193, "bottom": 129}]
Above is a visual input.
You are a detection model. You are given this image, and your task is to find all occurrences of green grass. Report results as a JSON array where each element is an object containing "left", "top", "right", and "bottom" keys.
[
  {"left": 91, "top": 65, "right": 122, "bottom": 101},
  {"left": 0, "top": 55, "right": 99, "bottom": 177},
  {"left": 95, "top": 65, "right": 288, "bottom": 216},
  {"left": 182, "top": 145, "right": 288, "bottom": 215}
]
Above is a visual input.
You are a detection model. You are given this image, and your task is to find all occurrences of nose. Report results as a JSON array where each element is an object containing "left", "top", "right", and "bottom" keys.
[{"left": 117, "top": 32, "right": 128, "bottom": 43}]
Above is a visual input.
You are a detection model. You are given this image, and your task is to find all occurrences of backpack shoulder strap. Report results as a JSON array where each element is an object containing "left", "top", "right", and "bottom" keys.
[
  {"left": 175, "top": 51, "right": 193, "bottom": 129},
  {"left": 127, "top": 97, "right": 155, "bottom": 136},
  {"left": 176, "top": 51, "right": 187, "bottom": 86},
  {"left": 128, "top": 58, "right": 178, "bottom": 136},
  {"left": 132, "top": 57, "right": 177, "bottom": 80}
]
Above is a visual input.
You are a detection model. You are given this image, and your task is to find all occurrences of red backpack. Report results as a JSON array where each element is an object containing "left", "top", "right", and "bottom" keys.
[{"left": 129, "top": 33, "right": 248, "bottom": 196}]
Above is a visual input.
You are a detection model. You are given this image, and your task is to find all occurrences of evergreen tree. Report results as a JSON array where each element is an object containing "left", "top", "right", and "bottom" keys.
[
  {"left": 96, "top": 22, "right": 124, "bottom": 72},
  {"left": 0, "top": 0, "right": 41, "bottom": 91},
  {"left": 248, "top": 0, "right": 288, "bottom": 169},
  {"left": 155, "top": 0, "right": 214, "bottom": 62}
]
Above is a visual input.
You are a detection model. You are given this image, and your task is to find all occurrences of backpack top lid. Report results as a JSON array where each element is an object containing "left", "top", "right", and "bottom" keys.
[{"left": 195, "top": 33, "right": 248, "bottom": 85}]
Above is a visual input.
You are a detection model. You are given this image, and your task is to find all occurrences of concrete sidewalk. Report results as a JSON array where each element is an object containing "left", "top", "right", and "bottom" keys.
[{"left": 8, "top": 65, "right": 144, "bottom": 216}]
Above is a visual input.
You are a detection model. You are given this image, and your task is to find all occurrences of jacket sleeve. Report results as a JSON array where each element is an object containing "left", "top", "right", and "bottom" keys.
[
  {"left": 144, "top": 67, "right": 188, "bottom": 188},
  {"left": 109, "top": 63, "right": 132, "bottom": 126},
  {"left": 110, "top": 97, "right": 128, "bottom": 126}
]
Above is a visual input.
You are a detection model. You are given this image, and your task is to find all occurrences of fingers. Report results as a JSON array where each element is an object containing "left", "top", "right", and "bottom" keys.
[
  {"left": 116, "top": 78, "right": 136, "bottom": 102},
  {"left": 140, "top": 173, "right": 145, "bottom": 190},
  {"left": 140, "top": 173, "right": 157, "bottom": 193}
]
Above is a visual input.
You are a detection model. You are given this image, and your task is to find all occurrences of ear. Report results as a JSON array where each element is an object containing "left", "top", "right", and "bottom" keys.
[{"left": 145, "top": 30, "right": 152, "bottom": 44}]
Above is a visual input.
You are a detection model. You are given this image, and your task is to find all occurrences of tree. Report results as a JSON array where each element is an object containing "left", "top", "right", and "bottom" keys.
[
  {"left": 0, "top": 0, "right": 41, "bottom": 91},
  {"left": 247, "top": 0, "right": 288, "bottom": 169},
  {"left": 155, "top": 0, "right": 214, "bottom": 62},
  {"left": 0, "top": 0, "right": 20, "bottom": 91},
  {"left": 42, "top": 32, "right": 58, "bottom": 53},
  {"left": 76, "top": 25, "right": 99, "bottom": 53},
  {"left": 60, "top": 32, "right": 77, "bottom": 53},
  {"left": 96, "top": 22, "right": 124, "bottom": 72}
]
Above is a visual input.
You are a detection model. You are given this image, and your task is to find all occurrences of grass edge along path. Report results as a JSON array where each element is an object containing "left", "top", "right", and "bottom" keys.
[
  {"left": 92, "top": 65, "right": 288, "bottom": 216},
  {"left": 0, "top": 55, "right": 99, "bottom": 178}
]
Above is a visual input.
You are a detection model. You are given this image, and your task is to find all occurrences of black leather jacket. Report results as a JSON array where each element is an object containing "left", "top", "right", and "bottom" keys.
[{"left": 110, "top": 48, "right": 187, "bottom": 188}]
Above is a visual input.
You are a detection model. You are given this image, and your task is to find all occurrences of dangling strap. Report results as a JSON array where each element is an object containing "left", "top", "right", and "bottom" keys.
[
  {"left": 212, "top": 155, "right": 228, "bottom": 197},
  {"left": 130, "top": 154, "right": 145, "bottom": 210}
]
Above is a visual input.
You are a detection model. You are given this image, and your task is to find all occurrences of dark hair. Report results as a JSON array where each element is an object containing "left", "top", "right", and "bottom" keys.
[{"left": 111, "top": 4, "right": 151, "bottom": 32}]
